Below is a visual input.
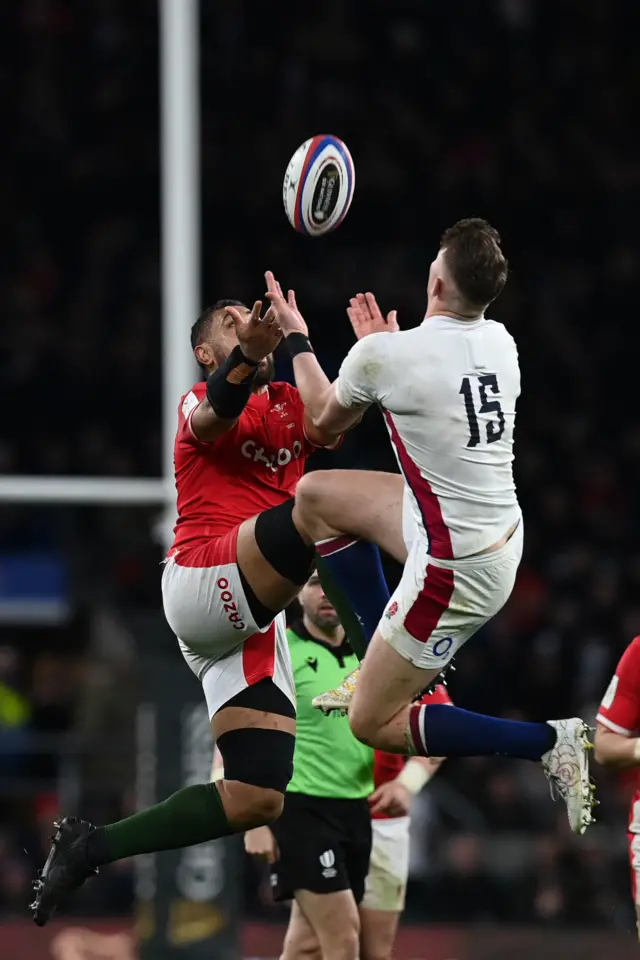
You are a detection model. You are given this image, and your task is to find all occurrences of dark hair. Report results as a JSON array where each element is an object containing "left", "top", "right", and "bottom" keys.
[
  {"left": 440, "top": 218, "right": 508, "bottom": 310},
  {"left": 190, "top": 299, "right": 246, "bottom": 350}
]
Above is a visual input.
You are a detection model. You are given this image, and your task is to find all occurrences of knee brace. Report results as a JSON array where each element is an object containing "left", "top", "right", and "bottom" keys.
[
  {"left": 217, "top": 678, "right": 296, "bottom": 793},
  {"left": 217, "top": 727, "right": 294, "bottom": 794}
]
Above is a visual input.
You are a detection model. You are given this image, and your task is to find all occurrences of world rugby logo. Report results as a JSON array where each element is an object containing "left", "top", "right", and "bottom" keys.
[{"left": 319, "top": 849, "right": 337, "bottom": 878}]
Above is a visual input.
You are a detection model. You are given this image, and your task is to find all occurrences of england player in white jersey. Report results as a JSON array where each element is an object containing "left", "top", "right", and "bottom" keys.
[{"left": 265, "top": 218, "right": 595, "bottom": 835}]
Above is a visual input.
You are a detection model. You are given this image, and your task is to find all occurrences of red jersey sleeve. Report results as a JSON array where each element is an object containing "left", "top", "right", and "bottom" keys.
[
  {"left": 177, "top": 383, "right": 209, "bottom": 447},
  {"left": 597, "top": 636, "right": 640, "bottom": 736},
  {"left": 177, "top": 382, "right": 240, "bottom": 448}
]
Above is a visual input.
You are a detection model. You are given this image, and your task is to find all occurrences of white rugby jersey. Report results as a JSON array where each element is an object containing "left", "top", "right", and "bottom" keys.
[{"left": 335, "top": 315, "right": 521, "bottom": 559}]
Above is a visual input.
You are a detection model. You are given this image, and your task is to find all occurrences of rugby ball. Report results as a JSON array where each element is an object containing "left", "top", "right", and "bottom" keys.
[{"left": 283, "top": 135, "right": 355, "bottom": 236}]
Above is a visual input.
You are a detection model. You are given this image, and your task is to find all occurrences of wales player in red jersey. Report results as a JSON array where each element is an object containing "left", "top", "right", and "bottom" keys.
[
  {"left": 31, "top": 297, "right": 343, "bottom": 925},
  {"left": 595, "top": 635, "right": 640, "bottom": 938},
  {"left": 363, "top": 685, "right": 450, "bottom": 959}
]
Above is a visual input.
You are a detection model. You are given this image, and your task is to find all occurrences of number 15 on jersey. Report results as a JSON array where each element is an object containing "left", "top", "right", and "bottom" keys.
[{"left": 460, "top": 374, "right": 505, "bottom": 448}]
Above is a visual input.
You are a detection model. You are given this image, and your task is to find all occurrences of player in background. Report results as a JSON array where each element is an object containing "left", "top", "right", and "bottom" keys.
[
  {"left": 594, "top": 636, "right": 640, "bottom": 937},
  {"left": 30, "top": 298, "right": 348, "bottom": 925},
  {"left": 359, "top": 690, "right": 448, "bottom": 960},
  {"left": 265, "top": 218, "right": 595, "bottom": 834},
  {"left": 239, "top": 572, "right": 444, "bottom": 960}
]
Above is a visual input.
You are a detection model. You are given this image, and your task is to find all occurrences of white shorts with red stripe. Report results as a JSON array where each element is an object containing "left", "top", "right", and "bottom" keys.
[
  {"left": 361, "top": 816, "right": 410, "bottom": 913},
  {"left": 161, "top": 528, "right": 295, "bottom": 718},
  {"left": 379, "top": 518, "right": 523, "bottom": 670}
]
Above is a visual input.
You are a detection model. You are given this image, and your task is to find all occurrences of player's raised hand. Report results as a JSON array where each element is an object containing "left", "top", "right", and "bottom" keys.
[
  {"left": 264, "top": 270, "right": 309, "bottom": 337},
  {"left": 348, "top": 292, "right": 399, "bottom": 340},
  {"left": 226, "top": 300, "right": 282, "bottom": 362}
]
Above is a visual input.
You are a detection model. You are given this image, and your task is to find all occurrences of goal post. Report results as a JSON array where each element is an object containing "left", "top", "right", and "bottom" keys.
[
  {"left": 0, "top": 1, "right": 242, "bottom": 956},
  {"left": 0, "top": 477, "right": 165, "bottom": 505}
]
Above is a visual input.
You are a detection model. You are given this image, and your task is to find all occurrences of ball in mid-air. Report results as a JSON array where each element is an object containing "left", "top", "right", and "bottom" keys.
[{"left": 283, "top": 135, "right": 355, "bottom": 236}]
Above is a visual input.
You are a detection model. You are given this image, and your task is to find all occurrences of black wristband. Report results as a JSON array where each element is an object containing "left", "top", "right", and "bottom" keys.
[
  {"left": 285, "top": 332, "right": 314, "bottom": 358},
  {"left": 206, "top": 345, "right": 259, "bottom": 420}
]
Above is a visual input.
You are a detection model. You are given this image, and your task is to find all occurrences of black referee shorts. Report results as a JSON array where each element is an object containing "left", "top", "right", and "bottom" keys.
[{"left": 270, "top": 792, "right": 372, "bottom": 904}]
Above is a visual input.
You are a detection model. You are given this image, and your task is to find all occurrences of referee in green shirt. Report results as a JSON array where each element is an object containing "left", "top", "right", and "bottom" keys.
[{"left": 245, "top": 570, "right": 374, "bottom": 960}]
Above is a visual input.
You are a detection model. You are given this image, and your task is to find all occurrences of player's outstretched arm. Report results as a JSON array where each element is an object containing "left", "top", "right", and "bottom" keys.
[
  {"left": 191, "top": 301, "right": 282, "bottom": 443},
  {"left": 305, "top": 291, "right": 400, "bottom": 438},
  {"left": 264, "top": 271, "right": 363, "bottom": 445}
]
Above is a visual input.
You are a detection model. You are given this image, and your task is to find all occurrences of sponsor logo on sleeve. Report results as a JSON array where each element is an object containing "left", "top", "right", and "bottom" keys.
[
  {"left": 601, "top": 674, "right": 619, "bottom": 710},
  {"left": 181, "top": 391, "right": 200, "bottom": 418}
]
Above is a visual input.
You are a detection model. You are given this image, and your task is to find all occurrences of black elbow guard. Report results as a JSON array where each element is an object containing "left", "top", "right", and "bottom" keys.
[{"left": 206, "top": 346, "right": 259, "bottom": 420}]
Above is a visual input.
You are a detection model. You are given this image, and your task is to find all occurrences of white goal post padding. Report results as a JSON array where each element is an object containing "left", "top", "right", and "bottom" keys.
[{"left": 0, "top": 476, "right": 167, "bottom": 505}]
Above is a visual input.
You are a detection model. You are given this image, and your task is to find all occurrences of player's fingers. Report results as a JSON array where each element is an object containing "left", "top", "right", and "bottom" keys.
[
  {"left": 365, "top": 292, "right": 384, "bottom": 322},
  {"left": 264, "top": 271, "right": 278, "bottom": 294},
  {"left": 356, "top": 292, "right": 374, "bottom": 323},
  {"left": 262, "top": 304, "right": 276, "bottom": 324},
  {"left": 226, "top": 306, "right": 247, "bottom": 329},
  {"left": 351, "top": 295, "right": 368, "bottom": 325},
  {"left": 347, "top": 306, "right": 363, "bottom": 335},
  {"left": 249, "top": 300, "right": 263, "bottom": 325},
  {"left": 287, "top": 289, "right": 298, "bottom": 312},
  {"left": 387, "top": 309, "right": 399, "bottom": 330}
]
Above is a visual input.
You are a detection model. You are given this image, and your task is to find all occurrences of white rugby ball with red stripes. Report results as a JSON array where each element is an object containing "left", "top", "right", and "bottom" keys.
[{"left": 283, "top": 135, "right": 355, "bottom": 236}]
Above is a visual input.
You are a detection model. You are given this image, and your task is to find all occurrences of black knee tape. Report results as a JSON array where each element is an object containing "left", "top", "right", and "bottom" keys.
[
  {"left": 225, "top": 677, "right": 296, "bottom": 719},
  {"left": 254, "top": 499, "right": 315, "bottom": 586},
  {"left": 217, "top": 727, "right": 294, "bottom": 793}
]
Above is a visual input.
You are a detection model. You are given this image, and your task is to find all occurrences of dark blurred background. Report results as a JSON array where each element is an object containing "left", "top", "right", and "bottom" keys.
[{"left": 1, "top": 0, "right": 639, "bottom": 944}]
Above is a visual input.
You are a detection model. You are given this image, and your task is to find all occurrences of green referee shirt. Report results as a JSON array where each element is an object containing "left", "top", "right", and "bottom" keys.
[{"left": 286, "top": 620, "right": 374, "bottom": 800}]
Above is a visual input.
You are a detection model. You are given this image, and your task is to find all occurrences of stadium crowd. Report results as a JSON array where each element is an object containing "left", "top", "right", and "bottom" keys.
[{"left": 1, "top": 0, "right": 639, "bottom": 929}]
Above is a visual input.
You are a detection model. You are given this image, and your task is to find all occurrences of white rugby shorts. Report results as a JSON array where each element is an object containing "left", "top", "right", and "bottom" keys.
[
  {"left": 161, "top": 528, "right": 295, "bottom": 718},
  {"left": 380, "top": 518, "right": 523, "bottom": 670},
  {"left": 361, "top": 817, "right": 410, "bottom": 913}
]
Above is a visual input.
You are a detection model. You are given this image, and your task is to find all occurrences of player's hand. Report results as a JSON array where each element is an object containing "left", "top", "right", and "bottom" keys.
[
  {"left": 369, "top": 780, "right": 412, "bottom": 818},
  {"left": 226, "top": 300, "right": 283, "bottom": 362},
  {"left": 348, "top": 292, "right": 399, "bottom": 340},
  {"left": 244, "top": 826, "right": 280, "bottom": 863},
  {"left": 264, "top": 271, "right": 309, "bottom": 337}
]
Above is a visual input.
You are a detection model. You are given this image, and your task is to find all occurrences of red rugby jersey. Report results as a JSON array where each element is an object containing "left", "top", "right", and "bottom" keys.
[
  {"left": 171, "top": 381, "right": 316, "bottom": 548},
  {"left": 597, "top": 635, "right": 640, "bottom": 799},
  {"left": 371, "top": 683, "right": 452, "bottom": 820}
]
